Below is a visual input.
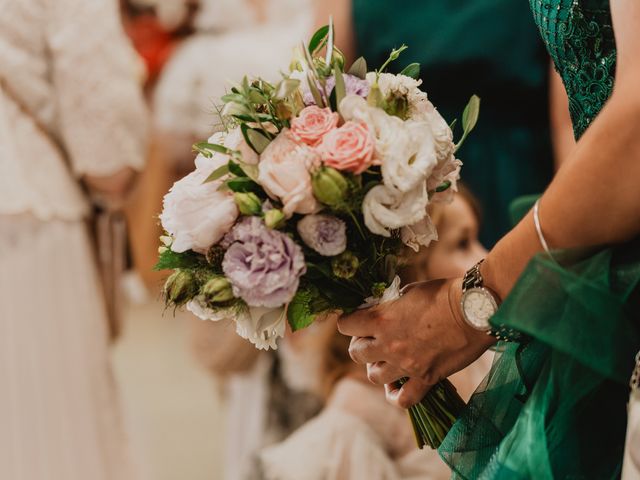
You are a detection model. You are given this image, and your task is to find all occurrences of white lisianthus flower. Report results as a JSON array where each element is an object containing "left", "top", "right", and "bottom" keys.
[
  {"left": 160, "top": 133, "right": 239, "bottom": 254},
  {"left": 367, "top": 72, "right": 423, "bottom": 98},
  {"left": 234, "top": 306, "right": 287, "bottom": 350},
  {"left": 362, "top": 182, "right": 429, "bottom": 237},
  {"left": 340, "top": 95, "right": 438, "bottom": 193},
  {"left": 186, "top": 296, "right": 232, "bottom": 321},
  {"left": 187, "top": 297, "right": 286, "bottom": 350},
  {"left": 401, "top": 215, "right": 438, "bottom": 252}
]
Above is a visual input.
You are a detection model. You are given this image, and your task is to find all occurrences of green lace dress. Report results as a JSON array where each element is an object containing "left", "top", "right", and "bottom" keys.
[
  {"left": 439, "top": 1, "right": 640, "bottom": 478},
  {"left": 352, "top": 0, "right": 554, "bottom": 247}
]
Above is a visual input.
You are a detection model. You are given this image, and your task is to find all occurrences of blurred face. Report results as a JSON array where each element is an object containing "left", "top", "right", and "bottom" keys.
[{"left": 410, "top": 195, "right": 487, "bottom": 281}]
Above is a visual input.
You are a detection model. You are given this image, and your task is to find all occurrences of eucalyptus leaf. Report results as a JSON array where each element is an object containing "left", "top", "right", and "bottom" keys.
[
  {"left": 203, "top": 164, "right": 230, "bottom": 183},
  {"left": 306, "top": 72, "right": 325, "bottom": 107},
  {"left": 333, "top": 62, "right": 346, "bottom": 112},
  {"left": 241, "top": 124, "right": 271, "bottom": 154},
  {"left": 308, "top": 25, "right": 329, "bottom": 55},
  {"left": 193, "top": 142, "right": 232, "bottom": 155},
  {"left": 455, "top": 95, "right": 481, "bottom": 152},
  {"left": 221, "top": 93, "right": 247, "bottom": 104},
  {"left": 400, "top": 62, "right": 421, "bottom": 79},
  {"left": 222, "top": 101, "right": 250, "bottom": 117},
  {"left": 274, "top": 78, "right": 301, "bottom": 100},
  {"left": 245, "top": 128, "right": 271, "bottom": 154},
  {"left": 237, "top": 161, "right": 260, "bottom": 182},
  {"left": 324, "top": 16, "right": 335, "bottom": 65},
  {"left": 348, "top": 57, "right": 368, "bottom": 79}
]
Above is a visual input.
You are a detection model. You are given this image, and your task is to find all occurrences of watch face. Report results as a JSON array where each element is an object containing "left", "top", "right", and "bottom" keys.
[{"left": 461, "top": 288, "right": 498, "bottom": 330}]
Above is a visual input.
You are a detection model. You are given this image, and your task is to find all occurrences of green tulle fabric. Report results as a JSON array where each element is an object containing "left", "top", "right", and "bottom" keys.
[
  {"left": 439, "top": 195, "right": 640, "bottom": 479},
  {"left": 439, "top": 1, "right": 640, "bottom": 477}
]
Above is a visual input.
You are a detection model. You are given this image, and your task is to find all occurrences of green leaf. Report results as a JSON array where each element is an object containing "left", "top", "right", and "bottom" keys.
[
  {"left": 241, "top": 124, "right": 272, "bottom": 154},
  {"left": 236, "top": 161, "right": 260, "bottom": 182},
  {"left": 221, "top": 93, "right": 247, "bottom": 104},
  {"left": 228, "top": 160, "right": 247, "bottom": 177},
  {"left": 348, "top": 57, "right": 368, "bottom": 79},
  {"left": 274, "top": 78, "right": 301, "bottom": 100},
  {"left": 193, "top": 142, "right": 232, "bottom": 155},
  {"left": 456, "top": 95, "right": 481, "bottom": 151},
  {"left": 435, "top": 180, "right": 452, "bottom": 193},
  {"left": 333, "top": 62, "right": 346, "bottom": 111},
  {"left": 154, "top": 249, "right": 205, "bottom": 271},
  {"left": 449, "top": 118, "right": 458, "bottom": 132},
  {"left": 306, "top": 72, "right": 325, "bottom": 107},
  {"left": 324, "top": 16, "right": 335, "bottom": 65},
  {"left": 308, "top": 25, "right": 330, "bottom": 55},
  {"left": 287, "top": 289, "right": 319, "bottom": 332},
  {"left": 400, "top": 62, "right": 420, "bottom": 79},
  {"left": 226, "top": 177, "right": 262, "bottom": 193},
  {"left": 203, "top": 163, "right": 230, "bottom": 183}
]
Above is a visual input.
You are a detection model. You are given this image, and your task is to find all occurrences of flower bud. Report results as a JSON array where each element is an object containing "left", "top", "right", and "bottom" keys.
[
  {"left": 234, "top": 192, "right": 262, "bottom": 216},
  {"left": 163, "top": 270, "right": 198, "bottom": 307},
  {"left": 312, "top": 167, "right": 349, "bottom": 208},
  {"left": 201, "top": 276, "right": 234, "bottom": 305},
  {"left": 160, "top": 235, "right": 173, "bottom": 247},
  {"left": 158, "top": 246, "right": 168, "bottom": 254},
  {"left": 371, "top": 282, "right": 387, "bottom": 298},
  {"left": 331, "top": 48, "right": 346, "bottom": 71},
  {"left": 331, "top": 251, "right": 360, "bottom": 279},
  {"left": 264, "top": 209, "right": 286, "bottom": 229}
]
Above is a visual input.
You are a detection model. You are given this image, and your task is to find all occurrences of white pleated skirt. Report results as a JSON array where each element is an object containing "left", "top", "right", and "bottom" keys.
[{"left": 0, "top": 214, "right": 137, "bottom": 480}]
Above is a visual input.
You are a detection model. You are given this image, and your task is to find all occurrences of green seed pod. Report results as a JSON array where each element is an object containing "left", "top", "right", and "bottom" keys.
[
  {"left": 201, "top": 276, "right": 234, "bottom": 305},
  {"left": 331, "top": 251, "right": 360, "bottom": 279},
  {"left": 163, "top": 270, "right": 198, "bottom": 307},
  {"left": 264, "top": 209, "right": 286, "bottom": 229},
  {"left": 234, "top": 192, "right": 262, "bottom": 216},
  {"left": 312, "top": 167, "right": 349, "bottom": 208}
]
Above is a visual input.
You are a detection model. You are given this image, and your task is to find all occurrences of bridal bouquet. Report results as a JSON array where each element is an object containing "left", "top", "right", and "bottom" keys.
[{"left": 156, "top": 24, "right": 479, "bottom": 449}]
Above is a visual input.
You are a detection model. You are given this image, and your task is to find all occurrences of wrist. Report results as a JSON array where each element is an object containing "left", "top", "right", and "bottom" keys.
[{"left": 448, "top": 278, "right": 497, "bottom": 349}]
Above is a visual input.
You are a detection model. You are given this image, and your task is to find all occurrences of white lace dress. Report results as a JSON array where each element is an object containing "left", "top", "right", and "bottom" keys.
[
  {"left": 0, "top": 0, "right": 147, "bottom": 478},
  {"left": 259, "top": 379, "right": 452, "bottom": 480}
]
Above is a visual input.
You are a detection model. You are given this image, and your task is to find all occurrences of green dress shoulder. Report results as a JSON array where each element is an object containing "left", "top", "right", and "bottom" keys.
[
  {"left": 439, "top": 1, "right": 640, "bottom": 478},
  {"left": 353, "top": 0, "right": 554, "bottom": 247}
]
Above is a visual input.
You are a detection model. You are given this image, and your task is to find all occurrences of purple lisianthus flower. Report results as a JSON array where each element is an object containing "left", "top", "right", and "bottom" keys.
[
  {"left": 222, "top": 217, "right": 306, "bottom": 308},
  {"left": 303, "top": 74, "right": 371, "bottom": 106},
  {"left": 297, "top": 214, "right": 347, "bottom": 257}
]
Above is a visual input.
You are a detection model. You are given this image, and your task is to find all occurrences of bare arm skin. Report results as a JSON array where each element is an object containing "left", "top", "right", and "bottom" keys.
[{"left": 338, "top": 0, "right": 640, "bottom": 408}]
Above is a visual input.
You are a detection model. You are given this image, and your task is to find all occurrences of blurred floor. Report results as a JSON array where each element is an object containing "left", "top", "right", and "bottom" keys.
[{"left": 113, "top": 299, "right": 224, "bottom": 480}]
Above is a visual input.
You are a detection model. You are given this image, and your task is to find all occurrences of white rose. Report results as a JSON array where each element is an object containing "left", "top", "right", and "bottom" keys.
[
  {"left": 160, "top": 165, "right": 238, "bottom": 254},
  {"left": 362, "top": 182, "right": 429, "bottom": 237},
  {"left": 234, "top": 306, "right": 286, "bottom": 350}
]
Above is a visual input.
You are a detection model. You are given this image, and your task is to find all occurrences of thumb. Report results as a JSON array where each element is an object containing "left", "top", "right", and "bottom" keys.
[{"left": 385, "top": 377, "right": 433, "bottom": 410}]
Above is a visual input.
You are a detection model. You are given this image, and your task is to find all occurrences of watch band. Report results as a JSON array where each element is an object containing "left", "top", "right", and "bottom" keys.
[{"left": 462, "top": 260, "right": 526, "bottom": 343}]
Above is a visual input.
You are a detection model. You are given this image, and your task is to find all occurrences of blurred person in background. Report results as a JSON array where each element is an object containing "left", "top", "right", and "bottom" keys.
[
  {"left": 317, "top": 0, "right": 556, "bottom": 247},
  {"left": 259, "top": 189, "right": 490, "bottom": 479},
  {"left": 0, "top": 0, "right": 148, "bottom": 479}
]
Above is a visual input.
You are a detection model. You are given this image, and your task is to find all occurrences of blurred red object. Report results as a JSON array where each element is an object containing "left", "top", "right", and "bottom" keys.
[{"left": 124, "top": 13, "right": 177, "bottom": 86}]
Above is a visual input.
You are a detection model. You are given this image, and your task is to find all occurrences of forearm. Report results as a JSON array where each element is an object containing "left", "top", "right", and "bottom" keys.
[{"left": 483, "top": 91, "right": 640, "bottom": 300}]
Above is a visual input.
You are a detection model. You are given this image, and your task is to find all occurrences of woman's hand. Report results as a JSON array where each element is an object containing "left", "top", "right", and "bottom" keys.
[{"left": 337, "top": 278, "right": 495, "bottom": 408}]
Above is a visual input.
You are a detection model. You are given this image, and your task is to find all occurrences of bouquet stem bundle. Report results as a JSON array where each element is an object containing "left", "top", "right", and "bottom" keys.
[{"left": 401, "top": 378, "right": 466, "bottom": 449}]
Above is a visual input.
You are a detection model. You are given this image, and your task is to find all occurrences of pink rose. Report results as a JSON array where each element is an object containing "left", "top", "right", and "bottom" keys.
[
  {"left": 318, "top": 121, "right": 375, "bottom": 174},
  {"left": 258, "top": 130, "right": 321, "bottom": 218},
  {"left": 290, "top": 106, "right": 340, "bottom": 146}
]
